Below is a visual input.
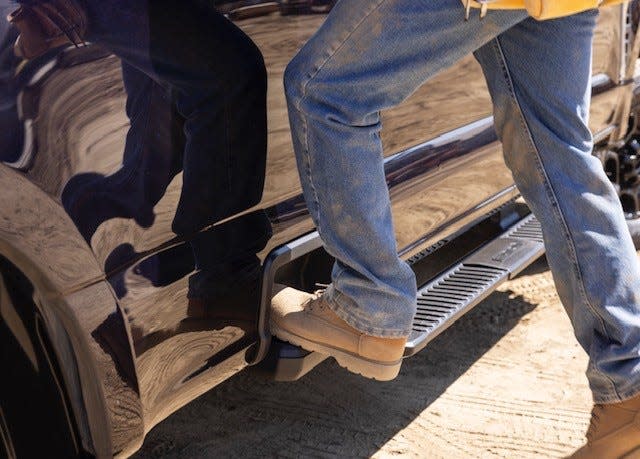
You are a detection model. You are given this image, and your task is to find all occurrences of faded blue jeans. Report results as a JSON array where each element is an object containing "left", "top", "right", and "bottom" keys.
[{"left": 284, "top": 0, "right": 640, "bottom": 403}]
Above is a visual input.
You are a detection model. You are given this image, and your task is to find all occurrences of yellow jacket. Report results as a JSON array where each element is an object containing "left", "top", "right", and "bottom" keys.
[{"left": 464, "top": 0, "right": 626, "bottom": 20}]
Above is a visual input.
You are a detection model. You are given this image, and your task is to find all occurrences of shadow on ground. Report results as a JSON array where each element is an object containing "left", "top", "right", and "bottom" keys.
[{"left": 132, "top": 257, "right": 549, "bottom": 458}]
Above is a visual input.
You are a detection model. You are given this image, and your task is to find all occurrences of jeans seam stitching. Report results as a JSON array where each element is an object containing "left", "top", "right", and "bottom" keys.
[
  {"left": 296, "top": 0, "right": 388, "bottom": 281},
  {"left": 300, "top": 112, "right": 322, "bottom": 236},
  {"left": 490, "top": 37, "right": 619, "bottom": 398}
]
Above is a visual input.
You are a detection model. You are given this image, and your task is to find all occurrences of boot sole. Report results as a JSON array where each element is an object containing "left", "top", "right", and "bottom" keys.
[{"left": 270, "top": 322, "right": 403, "bottom": 381}]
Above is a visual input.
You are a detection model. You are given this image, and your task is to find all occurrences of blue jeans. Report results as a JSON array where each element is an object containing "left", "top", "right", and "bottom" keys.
[{"left": 285, "top": 0, "right": 640, "bottom": 403}]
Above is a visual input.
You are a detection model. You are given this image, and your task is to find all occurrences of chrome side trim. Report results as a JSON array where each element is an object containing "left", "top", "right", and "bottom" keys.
[
  {"left": 592, "top": 73, "right": 613, "bottom": 88},
  {"left": 383, "top": 116, "right": 495, "bottom": 166},
  {"left": 594, "top": 125, "right": 617, "bottom": 144}
]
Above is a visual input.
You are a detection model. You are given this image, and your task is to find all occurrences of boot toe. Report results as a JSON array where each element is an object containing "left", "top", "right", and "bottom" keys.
[{"left": 270, "top": 286, "right": 314, "bottom": 320}]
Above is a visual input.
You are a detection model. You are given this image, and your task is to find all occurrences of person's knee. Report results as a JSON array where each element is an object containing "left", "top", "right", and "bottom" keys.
[
  {"left": 284, "top": 53, "right": 349, "bottom": 122},
  {"left": 284, "top": 48, "right": 375, "bottom": 126}
]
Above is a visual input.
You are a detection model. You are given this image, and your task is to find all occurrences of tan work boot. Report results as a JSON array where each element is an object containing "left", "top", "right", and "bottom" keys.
[
  {"left": 270, "top": 287, "right": 406, "bottom": 381},
  {"left": 569, "top": 392, "right": 640, "bottom": 459}
]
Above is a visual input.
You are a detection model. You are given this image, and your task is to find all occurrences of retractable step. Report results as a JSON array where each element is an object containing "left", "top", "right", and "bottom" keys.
[
  {"left": 404, "top": 214, "right": 544, "bottom": 356},
  {"left": 256, "top": 212, "right": 544, "bottom": 380}
]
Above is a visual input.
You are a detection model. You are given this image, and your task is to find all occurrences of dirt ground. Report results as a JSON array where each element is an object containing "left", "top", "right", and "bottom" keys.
[{"left": 132, "top": 255, "right": 594, "bottom": 458}]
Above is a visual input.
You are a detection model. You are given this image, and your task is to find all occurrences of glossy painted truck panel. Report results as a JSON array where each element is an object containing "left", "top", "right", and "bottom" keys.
[{"left": 0, "top": 1, "right": 632, "bottom": 456}]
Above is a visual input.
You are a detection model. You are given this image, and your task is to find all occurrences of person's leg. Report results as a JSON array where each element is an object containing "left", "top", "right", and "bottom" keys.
[
  {"left": 187, "top": 210, "right": 272, "bottom": 326},
  {"left": 282, "top": 0, "right": 527, "bottom": 338},
  {"left": 476, "top": 10, "right": 640, "bottom": 405},
  {"left": 120, "top": 62, "right": 184, "bottom": 212},
  {"left": 62, "top": 62, "right": 184, "bottom": 242},
  {"left": 274, "top": 0, "right": 529, "bottom": 380},
  {"left": 474, "top": 12, "right": 640, "bottom": 457},
  {"left": 81, "top": 0, "right": 268, "bottom": 236}
]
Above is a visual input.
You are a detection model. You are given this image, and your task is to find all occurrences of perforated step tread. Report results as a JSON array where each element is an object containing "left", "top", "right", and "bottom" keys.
[{"left": 405, "top": 214, "right": 544, "bottom": 356}]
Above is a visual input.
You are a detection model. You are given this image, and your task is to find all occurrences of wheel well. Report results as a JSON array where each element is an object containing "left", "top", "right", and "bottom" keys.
[{"left": 0, "top": 256, "right": 88, "bottom": 458}]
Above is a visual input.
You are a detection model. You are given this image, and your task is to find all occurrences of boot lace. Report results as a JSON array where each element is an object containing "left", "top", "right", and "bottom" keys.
[{"left": 306, "top": 283, "right": 329, "bottom": 311}]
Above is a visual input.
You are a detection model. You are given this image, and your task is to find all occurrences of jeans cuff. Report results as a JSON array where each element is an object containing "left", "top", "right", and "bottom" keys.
[
  {"left": 324, "top": 284, "right": 411, "bottom": 339},
  {"left": 593, "top": 385, "right": 640, "bottom": 404}
]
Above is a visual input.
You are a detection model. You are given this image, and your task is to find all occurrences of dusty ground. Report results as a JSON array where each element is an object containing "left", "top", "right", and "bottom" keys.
[{"left": 133, "top": 255, "right": 594, "bottom": 458}]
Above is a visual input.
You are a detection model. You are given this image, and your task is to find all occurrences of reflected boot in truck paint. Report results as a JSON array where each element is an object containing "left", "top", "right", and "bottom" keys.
[
  {"left": 187, "top": 211, "right": 272, "bottom": 329},
  {"left": 8, "top": 0, "right": 88, "bottom": 60},
  {"left": 271, "top": 287, "right": 406, "bottom": 381},
  {"left": 187, "top": 257, "right": 262, "bottom": 328}
]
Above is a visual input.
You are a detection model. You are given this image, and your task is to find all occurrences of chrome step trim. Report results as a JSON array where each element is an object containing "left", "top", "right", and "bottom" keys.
[{"left": 405, "top": 214, "right": 543, "bottom": 356}]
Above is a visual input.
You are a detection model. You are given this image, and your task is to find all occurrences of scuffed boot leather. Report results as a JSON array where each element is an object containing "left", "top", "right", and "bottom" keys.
[
  {"left": 568, "top": 392, "right": 640, "bottom": 459},
  {"left": 270, "top": 286, "right": 406, "bottom": 381}
]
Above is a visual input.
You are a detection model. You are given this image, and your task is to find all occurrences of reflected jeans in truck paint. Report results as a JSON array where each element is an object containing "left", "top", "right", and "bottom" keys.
[
  {"left": 75, "top": 0, "right": 267, "bottom": 234},
  {"left": 285, "top": 0, "right": 640, "bottom": 403},
  {"left": 57, "top": 0, "right": 271, "bottom": 290},
  {"left": 61, "top": 62, "right": 185, "bottom": 240}
]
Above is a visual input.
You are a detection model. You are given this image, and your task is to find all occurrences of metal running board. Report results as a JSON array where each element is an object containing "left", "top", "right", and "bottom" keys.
[{"left": 404, "top": 214, "right": 544, "bottom": 357}]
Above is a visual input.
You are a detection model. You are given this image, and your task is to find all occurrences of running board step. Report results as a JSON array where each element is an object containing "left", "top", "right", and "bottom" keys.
[{"left": 404, "top": 214, "right": 544, "bottom": 356}]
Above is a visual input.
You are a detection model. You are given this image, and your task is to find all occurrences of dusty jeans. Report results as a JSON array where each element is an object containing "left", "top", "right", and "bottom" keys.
[{"left": 285, "top": 0, "right": 640, "bottom": 403}]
